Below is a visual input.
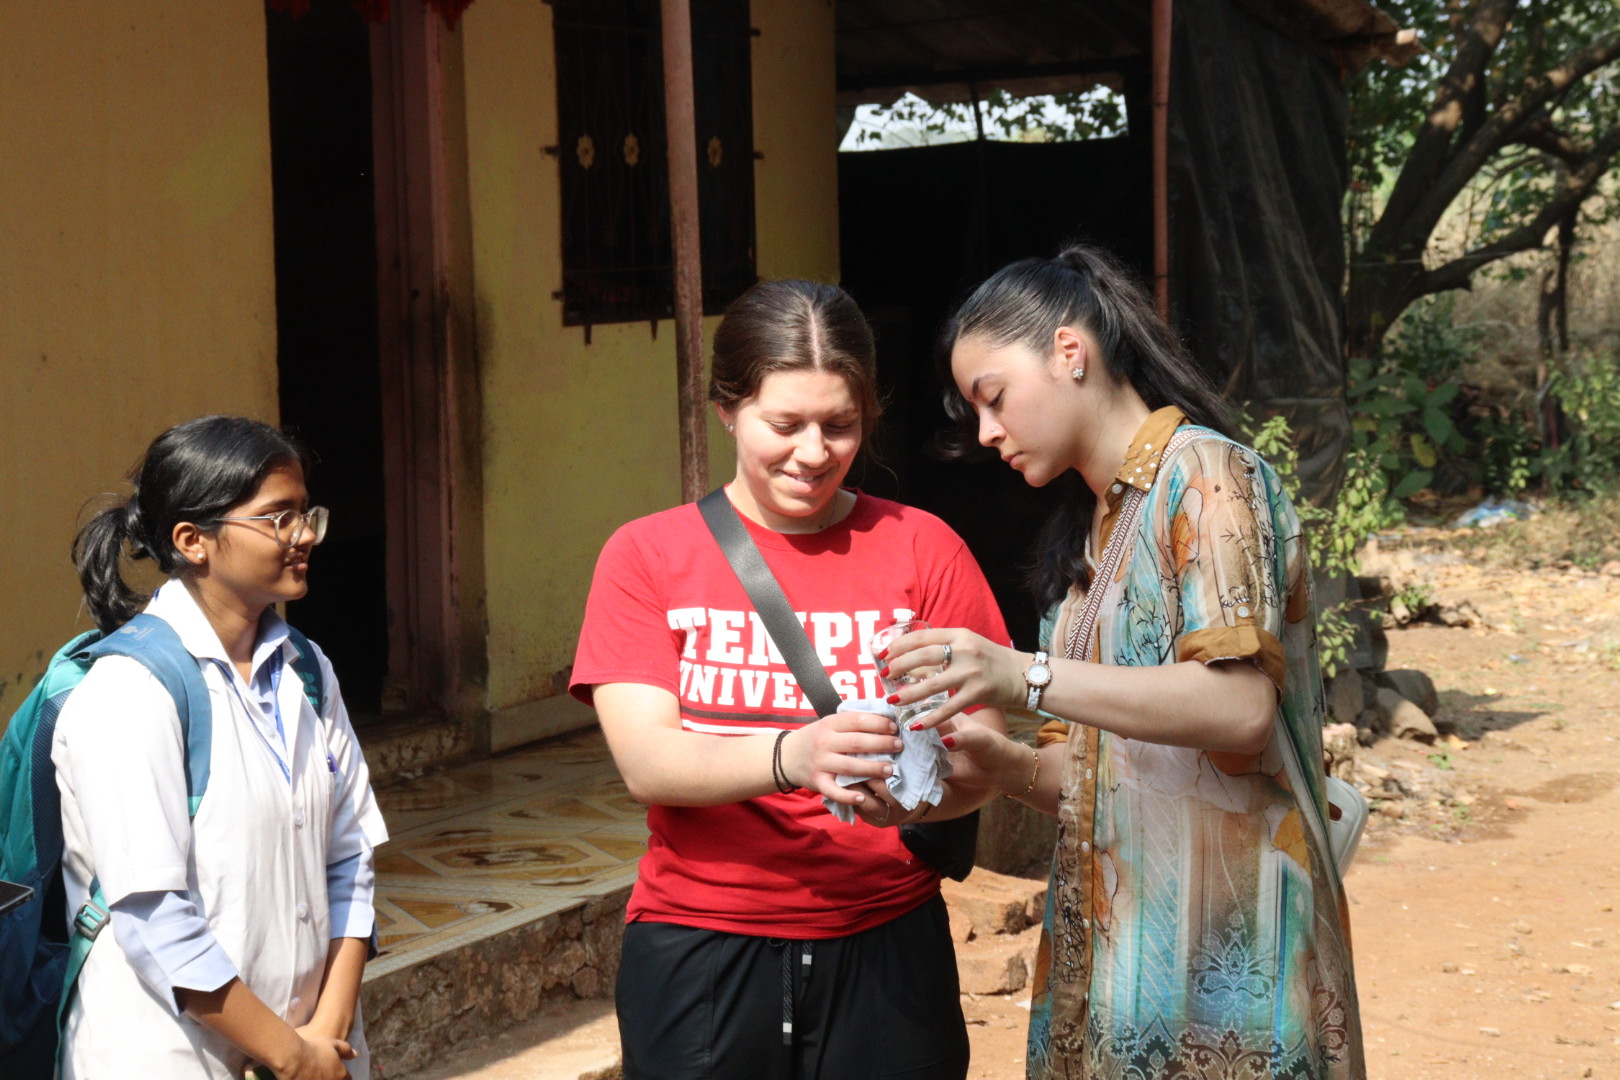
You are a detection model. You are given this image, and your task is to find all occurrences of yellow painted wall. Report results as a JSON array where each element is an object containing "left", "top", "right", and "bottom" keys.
[
  {"left": 460, "top": 0, "right": 840, "bottom": 713},
  {"left": 0, "top": 3, "right": 279, "bottom": 719}
]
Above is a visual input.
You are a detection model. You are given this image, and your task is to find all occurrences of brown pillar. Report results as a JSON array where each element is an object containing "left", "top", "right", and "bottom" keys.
[
  {"left": 1152, "top": 0, "right": 1172, "bottom": 320},
  {"left": 661, "top": 0, "right": 709, "bottom": 502}
]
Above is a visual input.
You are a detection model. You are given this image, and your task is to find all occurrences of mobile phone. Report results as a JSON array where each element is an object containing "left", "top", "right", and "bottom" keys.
[{"left": 0, "top": 879, "right": 34, "bottom": 916}]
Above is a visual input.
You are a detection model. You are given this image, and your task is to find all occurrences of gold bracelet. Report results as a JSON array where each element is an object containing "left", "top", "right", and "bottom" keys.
[{"left": 1007, "top": 744, "right": 1040, "bottom": 798}]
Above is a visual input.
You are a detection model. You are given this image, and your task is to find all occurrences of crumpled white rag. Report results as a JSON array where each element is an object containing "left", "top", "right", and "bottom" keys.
[{"left": 822, "top": 698, "right": 953, "bottom": 825}]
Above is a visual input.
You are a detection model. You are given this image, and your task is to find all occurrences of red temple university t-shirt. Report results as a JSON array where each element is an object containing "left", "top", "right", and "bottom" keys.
[{"left": 570, "top": 493, "right": 1010, "bottom": 938}]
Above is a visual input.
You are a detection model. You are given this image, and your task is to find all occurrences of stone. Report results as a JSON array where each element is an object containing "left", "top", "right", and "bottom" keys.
[
  {"left": 948, "top": 902, "right": 975, "bottom": 944},
  {"left": 1436, "top": 600, "right": 1483, "bottom": 628},
  {"left": 1376, "top": 669, "right": 1440, "bottom": 717},
  {"left": 956, "top": 935, "right": 1031, "bottom": 995},
  {"left": 1378, "top": 799, "right": 1407, "bottom": 819},
  {"left": 975, "top": 792, "right": 1059, "bottom": 876},
  {"left": 942, "top": 867, "right": 1046, "bottom": 937},
  {"left": 1322, "top": 723, "right": 1358, "bottom": 778},
  {"left": 1376, "top": 687, "right": 1438, "bottom": 743},
  {"left": 957, "top": 924, "right": 1043, "bottom": 996},
  {"left": 1327, "top": 674, "right": 1365, "bottom": 727}
]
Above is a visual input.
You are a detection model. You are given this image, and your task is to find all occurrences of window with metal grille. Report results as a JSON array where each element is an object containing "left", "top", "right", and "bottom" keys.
[{"left": 552, "top": 0, "right": 756, "bottom": 330}]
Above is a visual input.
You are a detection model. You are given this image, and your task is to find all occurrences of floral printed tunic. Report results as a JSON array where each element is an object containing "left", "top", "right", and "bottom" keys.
[{"left": 1027, "top": 407, "right": 1364, "bottom": 1080}]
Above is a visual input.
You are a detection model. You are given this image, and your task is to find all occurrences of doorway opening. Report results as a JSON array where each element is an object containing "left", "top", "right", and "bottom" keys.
[
  {"left": 838, "top": 134, "right": 1154, "bottom": 647},
  {"left": 266, "top": 4, "right": 389, "bottom": 718}
]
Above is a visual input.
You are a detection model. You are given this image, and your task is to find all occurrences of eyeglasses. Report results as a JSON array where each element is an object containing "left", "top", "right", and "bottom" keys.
[{"left": 214, "top": 506, "right": 329, "bottom": 549}]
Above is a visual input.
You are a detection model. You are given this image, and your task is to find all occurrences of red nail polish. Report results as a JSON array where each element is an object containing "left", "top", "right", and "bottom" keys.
[
  {"left": 879, "top": 666, "right": 890, "bottom": 678},
  {"left": 908, "top": 721, "right": 924, "bottom": 731},
  {"left": 942, "top": 735, "right": 956, "bottom": 749},
  {"left": 886, "top": 693, "right": 901, "bottom": 705},
  {"left": 876, "top": 648, "right": 888, "bottom": 660}
]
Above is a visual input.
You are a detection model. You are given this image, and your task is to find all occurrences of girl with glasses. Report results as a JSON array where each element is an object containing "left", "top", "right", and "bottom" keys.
[{"left": 53, "top": 415, "right": 387, "bottom": 1080}]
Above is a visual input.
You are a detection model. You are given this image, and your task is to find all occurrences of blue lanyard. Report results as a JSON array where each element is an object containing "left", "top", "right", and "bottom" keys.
[{"left": 208, "top": 657, "right": 292, "bottom": 784}]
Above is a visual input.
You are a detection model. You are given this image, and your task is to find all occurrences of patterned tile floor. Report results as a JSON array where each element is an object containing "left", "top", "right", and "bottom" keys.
[
  {"left": 365, "top": 710, "right": 1044, "bottom": 982},
  {"left": 367, "top": 728, "right": 647, "bottom": 980}
]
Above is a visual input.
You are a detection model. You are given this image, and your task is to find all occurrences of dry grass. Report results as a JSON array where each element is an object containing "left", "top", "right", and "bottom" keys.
[{"left": 1399, "top": 489, "right": 1620, "bottom": 571}]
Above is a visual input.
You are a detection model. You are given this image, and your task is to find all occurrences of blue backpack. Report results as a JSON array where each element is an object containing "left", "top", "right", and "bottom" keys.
[{"left": 0, "top": 613, "right": 325, "bottom": 1079}]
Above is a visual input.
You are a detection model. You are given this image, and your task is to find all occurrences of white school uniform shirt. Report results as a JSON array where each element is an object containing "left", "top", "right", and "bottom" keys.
[{"left": 53, "top": 582, "right": 389, "bottom": 1079}]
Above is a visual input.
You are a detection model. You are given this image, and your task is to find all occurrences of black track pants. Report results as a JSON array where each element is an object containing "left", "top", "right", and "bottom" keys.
[{"left": 616, "top": 894, "right": 970, "bottom": 1080}]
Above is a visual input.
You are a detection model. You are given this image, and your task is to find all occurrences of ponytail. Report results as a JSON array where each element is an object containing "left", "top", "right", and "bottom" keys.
[
  {"left": 939, "top": 242, "right": 1232, "bottom": 609},
  {"left": 71, "top": 416, "right": 310, "bottom": 634},
  {"left": 72, "top": 498, "right": 148, "bottom": 633}
]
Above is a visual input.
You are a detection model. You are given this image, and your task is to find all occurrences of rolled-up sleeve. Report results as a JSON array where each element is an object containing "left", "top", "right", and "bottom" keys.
[
  {"left": 110, "top": 891, "right": 238, "bottom": 1013},
  {"left": 308, "top": 645, "right": 387, "bottom": 950},
  {"left": 325, "top": 847, "right": 376, "bottom": 941},
  {"left": 1166, "top": 440, "right": 1288, "bottom": 695}
]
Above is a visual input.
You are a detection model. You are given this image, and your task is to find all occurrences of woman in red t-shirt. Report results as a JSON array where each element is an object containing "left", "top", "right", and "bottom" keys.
[{"left": 571, "top": 279, "right": 1010, "bottom": 1080}]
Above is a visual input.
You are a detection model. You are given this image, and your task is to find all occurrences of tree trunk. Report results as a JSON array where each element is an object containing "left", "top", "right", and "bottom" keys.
[{"left": 1535, "top": 204, "right": 1577, "bottom": 452}]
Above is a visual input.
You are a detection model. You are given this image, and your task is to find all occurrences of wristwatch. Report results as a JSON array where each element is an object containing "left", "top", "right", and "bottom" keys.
[{"left": 1022, "top": 651, "right": 1053, "bottom": 710}]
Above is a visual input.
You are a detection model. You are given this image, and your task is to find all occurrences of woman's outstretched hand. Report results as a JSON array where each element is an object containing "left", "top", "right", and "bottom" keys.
[{"left": 877, "top": 628, "right": 1026, "bottom": 730}]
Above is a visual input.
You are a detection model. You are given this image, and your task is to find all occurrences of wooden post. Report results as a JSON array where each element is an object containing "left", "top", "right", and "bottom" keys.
[
  {"left": 662, "top": 0, "right": 708, "bottom": 502},
  {"left": 1151, "top": 0, "right": 1172, "bottom": 320}
]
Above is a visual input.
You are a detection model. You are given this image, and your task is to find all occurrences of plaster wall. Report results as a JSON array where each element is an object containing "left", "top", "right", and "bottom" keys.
[
  {"left": 0, "top": 2, "right": 279, "bottom": 721},
  {"left": 460, "top": 0, "right": 840, "bottom": 717}
]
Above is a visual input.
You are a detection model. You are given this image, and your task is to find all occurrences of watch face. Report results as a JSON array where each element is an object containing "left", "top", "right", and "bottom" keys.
[{"left": 1027, "top": 662, "right": 1052, "bottom": 687}]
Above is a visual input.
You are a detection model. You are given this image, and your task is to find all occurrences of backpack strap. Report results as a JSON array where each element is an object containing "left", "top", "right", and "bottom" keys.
[
  {"left": 697, "top": 488, "right": 842, "bottom": 719},
  {"left": 284, "top": 626, "right": 327, "bottom": 716},
  {"left": 58, "top": 614, "right": 212, "bottom": 1035},
  {"left": 76, "top": 614, "right": 213, "bottom": 811}
]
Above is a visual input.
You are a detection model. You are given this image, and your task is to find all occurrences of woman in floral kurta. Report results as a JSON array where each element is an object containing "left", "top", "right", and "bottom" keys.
[{"left": 880, "top": 245, "right": 1363, "bottom": 1080}]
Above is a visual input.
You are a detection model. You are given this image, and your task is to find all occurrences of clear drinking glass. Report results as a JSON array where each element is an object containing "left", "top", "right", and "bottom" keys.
[{"left": 869, "top": 619, "right": 949, "bottom": 726}]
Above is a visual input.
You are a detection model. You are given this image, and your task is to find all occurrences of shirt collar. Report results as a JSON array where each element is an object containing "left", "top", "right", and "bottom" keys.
[
  {"left": 145, "top": 579, "right": 293, "bottom": 678},
  {"left": 1105, "top": 406, "right": 1187, "bottom": 504},
  {"left": 1091, "top": 406, "right": 1188, "bottom": 562}
]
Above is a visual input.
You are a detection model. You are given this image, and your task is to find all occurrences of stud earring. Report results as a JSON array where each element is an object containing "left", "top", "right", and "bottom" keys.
[
  {"left": 725, "top": 423, "right": 735, "bottom": 434},
  {"left": 1071, "top": 367, "right": 1085, "bottom": 381}
]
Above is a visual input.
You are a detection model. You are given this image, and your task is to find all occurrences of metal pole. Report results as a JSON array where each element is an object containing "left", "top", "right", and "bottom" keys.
[
  {"left": 1152, "top": 0, "right": 1172, "bottom": 320},
  {"left": 661, "top": 0, "right": 708, "bottom": 502}
]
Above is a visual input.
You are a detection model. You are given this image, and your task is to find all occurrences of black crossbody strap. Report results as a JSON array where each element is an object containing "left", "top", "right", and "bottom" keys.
[{"left": 697, "top": 488, "right": 843, "bottom": 719}]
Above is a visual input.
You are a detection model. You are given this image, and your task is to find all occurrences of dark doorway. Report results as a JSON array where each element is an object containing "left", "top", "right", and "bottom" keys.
[
  {"left": 266, "top": 5, "right": 389, "bottom": 716},
  {"left": 839, "top": 136, "right": 1153, "bottom": 647}
]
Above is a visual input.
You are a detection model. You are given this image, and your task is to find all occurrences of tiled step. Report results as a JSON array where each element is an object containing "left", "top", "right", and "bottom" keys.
[{"left": 360, "top": 728, "right": 643, "bottom": 1078}]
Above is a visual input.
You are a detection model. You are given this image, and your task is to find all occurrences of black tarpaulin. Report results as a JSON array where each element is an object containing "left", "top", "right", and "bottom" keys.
[{"left": 1168, "top": 0, "right": 1352, "bottom": 507}]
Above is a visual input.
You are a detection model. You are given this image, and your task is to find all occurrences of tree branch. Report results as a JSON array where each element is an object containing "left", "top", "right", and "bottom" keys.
[
  {"left": 1373, "top": 0, "right": 1519, "bottom": 252},
  {"left": 1515, "top": 114, "right": 1590, "bottom": 164},
  {"left": 1402, "top": 27, "right": 1620, "bottom": 241},
  {"left": 1416, "top": 123, "right": 1620, "bottom": 296}
]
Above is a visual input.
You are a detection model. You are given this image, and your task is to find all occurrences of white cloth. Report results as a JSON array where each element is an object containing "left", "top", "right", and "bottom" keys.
[
  {"left": 823, "top": 699, "right": 953, "bottom": 825},
  {"left": 53, "top": 581, "right": 390, "bottom": 1080}
]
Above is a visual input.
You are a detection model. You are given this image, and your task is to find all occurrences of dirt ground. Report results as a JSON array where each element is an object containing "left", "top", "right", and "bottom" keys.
[{"left": 410, "top": 527, "right": 1620, "bottom": 1080}]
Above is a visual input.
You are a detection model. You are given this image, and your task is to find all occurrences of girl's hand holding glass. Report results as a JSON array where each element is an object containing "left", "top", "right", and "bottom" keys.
[{"left": 876, "top": 626, "right": 1025, "bottom": 730}]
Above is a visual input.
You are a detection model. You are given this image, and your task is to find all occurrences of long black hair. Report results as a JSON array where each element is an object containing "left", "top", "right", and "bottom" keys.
[
  {"left": 73, "top": 416, "right": 310, "bottom": 633},
  {"left": 939, "top": 243, "right": 1232, "bottom": 610}
]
